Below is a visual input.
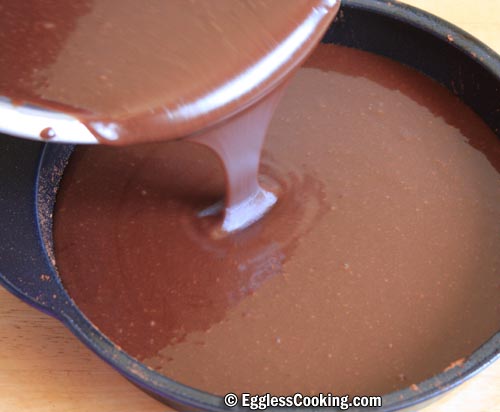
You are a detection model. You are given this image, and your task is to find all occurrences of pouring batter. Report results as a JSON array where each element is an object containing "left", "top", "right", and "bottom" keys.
[{"left": 0, "top": 0, "right": 340, "bottom": 233}]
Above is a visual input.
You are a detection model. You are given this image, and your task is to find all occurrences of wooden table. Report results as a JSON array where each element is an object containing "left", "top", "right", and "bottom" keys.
[{"left": 0, "top": 1, "right": 499, "bottom": 411}]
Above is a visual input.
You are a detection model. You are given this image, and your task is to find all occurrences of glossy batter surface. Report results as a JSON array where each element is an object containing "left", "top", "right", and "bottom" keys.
[{"left": 54, "top": 45, "right": 500, "bottom": 396}]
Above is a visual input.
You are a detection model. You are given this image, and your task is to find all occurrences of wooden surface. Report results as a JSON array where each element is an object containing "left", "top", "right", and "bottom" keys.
[{"left": 0, "top": 1, "right": 499, "bottom": 411}]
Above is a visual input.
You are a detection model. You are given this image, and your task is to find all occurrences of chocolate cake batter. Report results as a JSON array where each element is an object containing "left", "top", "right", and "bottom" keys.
[{"left": 54, "top": 45, "right": 500, "bottom": 396}]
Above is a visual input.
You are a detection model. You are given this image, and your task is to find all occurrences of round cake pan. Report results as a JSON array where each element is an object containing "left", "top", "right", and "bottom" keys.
[{"left": 0, "top": 0, "right": 498, "bottom": 410}]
